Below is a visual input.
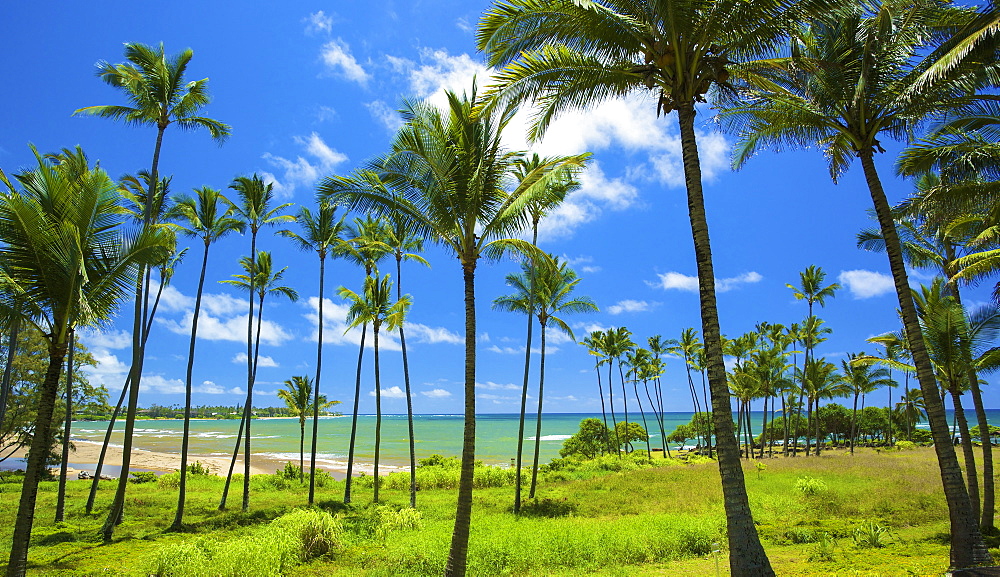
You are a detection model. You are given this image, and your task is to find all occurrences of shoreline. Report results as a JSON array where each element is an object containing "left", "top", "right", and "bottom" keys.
[{"left": 5, "top": 441, "right": 410, "bottom": 481}]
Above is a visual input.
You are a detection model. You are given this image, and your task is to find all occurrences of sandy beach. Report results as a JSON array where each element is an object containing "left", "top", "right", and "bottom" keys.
[{"left": 5, "top": 440, "right": 409, "bottom": 481}]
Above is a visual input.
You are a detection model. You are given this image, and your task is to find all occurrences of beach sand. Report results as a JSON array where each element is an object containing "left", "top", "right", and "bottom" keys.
[{"left": 6, "top": 441, "right": 409, "bottom": 481}]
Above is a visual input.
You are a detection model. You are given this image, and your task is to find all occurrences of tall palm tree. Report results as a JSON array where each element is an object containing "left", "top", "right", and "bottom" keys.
[
  {"left": 799, "top": 357, "right": 846, "bottom": 456},
  {"left": 222, "top": 251, "right": 298, "bottom": 511},
  {"left": 495, "top": 255, "right": 597, "bottom": 497},
  {"left": 54, "top": 331, "right": 75, "bottom": 523},
  {"left": 580, "top": 331, "right": 612, "bottom": 453},
  {"left": 843, "top": 353, "right": 895, "bottom": 454},
  {"left": 339, "top": 273, "right": 411, "bottom": 503},
  {"left": 385, "top": 218, "right": 430, "bottom": 508},
  {"left": 647, "top": 335, "right": 671, "bottom": 457},
  {"left": 279, "top": 199, "right": 350, "bottom": 503},
  {"left": 277, "top": 375, "right": 338, "bottom": 482},
  {"left": 1, "top": 147, "right": 167, "bottom": 576},
  {"left": 219, "top": 174, "right": 293, "bottom": 511},
  {"left": 319, "top": 83, "right": 586, "bottom": 577},
  {"left": 724, "top": 2, "right": 992, "bottom": 563},
  {"left": 339, "top": 216, "right": 392, "bottom": 505},
  {"left": 166, "top": 186, "right": 241, "bottom": 529},
  {"left": 667, "top": 329, "right": 709, "bottom": 454}
]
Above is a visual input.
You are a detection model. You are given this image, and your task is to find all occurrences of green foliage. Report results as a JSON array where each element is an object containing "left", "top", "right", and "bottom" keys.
[
  {"left": 187, "top": 461, "right": 212, "bottom": 476},
  {"left": 344, "top": 505, "right": 422, "bottom": 542},
  {"left": 518, "top": 497, "right": 577, "bottom": 518},
  {"left": 268, "top": 509, "right": 342, "bottom": 561},
  {"left": 418, "top": 454, "right": 459, "bottom": 468},
  {"left": 795, "top": 476, "right": 828, "bottom": 496},
  {"left": 969, "top": 424, "right": 1000, "bottom": 441},
  {"left": 129, "top": 471, "right": 158, "bottom": 484},
  {"left": 276, "top": 461, "right": 300, "bottom": 480},
  {"left": 853, "top": 521, "right": 892, "bottom": 549},
  {"left": 894, "top": 440, "right": 917, "bottom": 451},
  {"left": 367, "top": 461, "right": 518, "bottom": 490},
  {"left": 809, "top": 533, "right": 837, "bottom": 562},
  {"left": 909, "top": 429, "right": 933, "bottom": 443},
  {"left": 559, "top": 418, "right": 648, "bottom": 458}
]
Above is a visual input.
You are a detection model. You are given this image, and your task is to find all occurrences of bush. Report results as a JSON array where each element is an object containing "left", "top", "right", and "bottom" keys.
[
  {"left": 129, "top": 471, "right": 157, "bottom": 484},
  {"left": 809, "top": 533, "right": 837, "bottom": 562},
  {"left": 346, "top": 505, "right": 423, "bottom": 542},
  {"left": 269, "top": 508, "right": 342, "bottom": 561},
  {"left": 419, "top": 454, "right": 460, "bottom": 468},
  {"left": 853, "top": 521, "right": 892, "bottom": 549},
  {"left": 795, "top": 476, "right": 828, "bottom": 496},
  {"left": 187, "top": 460, "right": 213, "bottom": 476},
  {"left": 894, "top": 440, "right": 917, "bottom": 451},
  {"left": 142, "top": 541, "right": 211, "bottom": 577},
  {"left": 519, "top": 497, "right": 577, "bottom": 518},
  {"left": 276, "top": 461, "right": 301, "bottom": 480}
]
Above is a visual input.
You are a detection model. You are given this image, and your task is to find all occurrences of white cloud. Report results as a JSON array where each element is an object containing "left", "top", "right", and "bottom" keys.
[
  {"left": 197, "top": 380, "right": 244, "bottom": 395},
  {"left": 477, "top": 381, "right": 520, "bottom": 391},
  {"left": 421, "top": 388, "right": 452, "bottom": 398},
  {"left": 838, "top": 269, "right": 895, "bottom": 299},
  {"left": 365, "top": 100, "right": 404, "bottom": 133},
  {"left": 232, "top": 352, "right": 278, "bottom": 368},
  {"left": 320, "top": 39, "right": 369, "bottom": 85},
  {"left": 304, "top": 11, "right": 333, "bottom": 34},
  {"left": 158, "top": 311, "right": 294, "bottom": 347},
  {"left": 77, "top": 328, "right": 131, "bottom": 350},
  {"left": 406, "top": 323, "right": 463, "bottom": 345},
  {"left": 262, "top": 132, "right": 348, "bottom": 197},
  {"left": 456, "top": 17, "right": 473, "bottom": 33},
  {"left": 316, "top": 106, "right": 337, "bottom": 123},
  {"left": 607, "top": 300, "right": 650, "bottom": 315},
  {"left": 537, "top": 162, "right": 639, "bottom": 241},
  {"left": 581, "top": 266, "right": 602, "bottom": 274},
  {"left": 303, "top": 297, "right": 459, "bottom": 350},
  {"left": 487, "top": 344, "right": 550, "bottom": 355},
  {"left": 649, "top": 271, "right": 762, "bottom": 293},
  {"left": 370, "top": 386, "right": 406, "bottom": 399}
]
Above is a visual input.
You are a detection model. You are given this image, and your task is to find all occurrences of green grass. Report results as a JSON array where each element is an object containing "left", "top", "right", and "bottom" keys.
[{"left": 0, "top": 447, "right": 989, "bottom": 576}]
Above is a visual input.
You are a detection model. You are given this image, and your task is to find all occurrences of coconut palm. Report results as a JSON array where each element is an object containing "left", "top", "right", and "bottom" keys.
[
  {"left": 843, "top": 354, "right": 895, "bottom": 454},
  {"left": 799, "top": 357, "right": 847, "bottom": 456},
  {"left": 219, "top": 174, "right": 293, "bottom": 512},
  {"left": 166, "top": 186, "right": 241, "bottom": 529},
  {"left": 383, "top": 215, "right": 430, "bottom": 508},
  {"left": 54, "top": 331, "right": 75, "bottom": 523},
  {"left": 1, "top": 147, "right": 167, "bottom": 576},
  {"left": 667, "top": 329, "right": 709, "bottom": 454},
  {"left": 580, "top": 331, "right": 612, "bottom": 452},
  {"left": 339, "top": 273, "right": 411, "bottom": 503},
  {"left": 279, "top": 199, "right": 350, "bottom": 503},
  {"left": 721, "top": 2, "right": 991, "bottom": 563},
  {"left": 221, "top": 251, "right": 298, "bottom": 511},
  {"left": 319, "top": 83, "right": 586, "bottom": 577},
  {"left": 277, "top": 375, "right": 339, "bottom": 482},
  {"left": 495, "top": 255, "right": 597, "bottom": 497},
  {"left": 339, "top": 216, "right": 392, "bottom": 505}
]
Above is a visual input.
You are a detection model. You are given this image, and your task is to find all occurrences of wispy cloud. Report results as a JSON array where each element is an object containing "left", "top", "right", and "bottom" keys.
[
  {"left": 304, "top": 11, "right": 333, "bottom": 35},
  {"left": 320, "top": 39, "right": 370, "bottom": 85},
  {"left": 261, "top": 132, "right": 348, "bottom": 197},
  {"left": 421, "top": 388, "right": 452, "bottom": 398},
  {"left": 648, "top": 271, "right": 762, "bottom": 293},
  {"left": 232, "top": 352, "right": 278, "bottom": 368},
  {"left": 607, "top": 300, "right": 651, "bottom": 315}
]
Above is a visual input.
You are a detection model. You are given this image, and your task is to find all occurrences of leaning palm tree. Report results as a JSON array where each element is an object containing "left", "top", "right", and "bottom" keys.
[
  {"left": 166, "top": 186, "right": 241, "bottom": 529},
  {"left": 319, "top": 83, "right": 587, "bottom": 577},
  {"left": 219, "top": 174, "right": 293, "bottom": 511},
  {"left": 277, "top": 375, "right": 339, "bottom": 482},
  {"left": 495, "top": 255, "right": 597, "bottom": 499},
  {"left": 222, "top": 251, "right": 298, "bottom": 512},
  {"left": 278, "top": 199, "right": 350, "bottom": 503},
  {"left": 339, "top": 273, "right": 411, "bottom": 503},
  {"left": 1, "top": 146, "right": 168, "bottom": 577},
  {"left": 721, "top": 2, "right": 991, "bottom": 564}
]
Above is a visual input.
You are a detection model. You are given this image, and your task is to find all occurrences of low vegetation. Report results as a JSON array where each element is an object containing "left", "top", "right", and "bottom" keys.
[{"left": 0, "top": 445, "right": 984, "bottom": 576}]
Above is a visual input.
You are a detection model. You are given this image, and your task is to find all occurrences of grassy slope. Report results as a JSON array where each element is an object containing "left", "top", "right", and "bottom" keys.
[{"left": 0, "top": 447, "right": 986, "bottom": 576}]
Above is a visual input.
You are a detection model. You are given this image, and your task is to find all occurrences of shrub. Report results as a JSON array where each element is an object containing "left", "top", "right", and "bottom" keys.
[
  {"left": 853, "top": 521, "right": 892, "bottom": 549},
  {"left": 157, "top": 471, "right": 180, "bottom": 489},
  {"left": 418, "top": 454, "right": 460, "bottom": 468},
  {"left": 269, "top": 508, "right": 342, "bottom": 561},
  {"left": 347, "top": 505, "right": 423, "bottom": 542},
  {"left": 808, "top": 533, "right": 837, "bottom": 562},
  {"left": 519, "top": 497, "right": 577, "bottom": 518},
  {"left": 894, "top": 440, "right": 916, "bottom": 451},
  {"left": 187, "top": 460, "right": 213, "bottom": 475},
  {"left": 795, "top": 476, "right": 828, "bottom": 496},
  {"left": 142, "top": 541, "right": 211, "bottom": 577},
  {"left": 785, "top": 528, "right": 818, "bottom": 544},
  {"left": 129, "top": 471, "right": 158, "bottom": 484}
]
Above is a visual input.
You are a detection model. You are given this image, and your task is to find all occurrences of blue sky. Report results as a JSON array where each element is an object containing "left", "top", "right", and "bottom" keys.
[{"left": 3, "top": 1, "right": 995, "bottom": 413}]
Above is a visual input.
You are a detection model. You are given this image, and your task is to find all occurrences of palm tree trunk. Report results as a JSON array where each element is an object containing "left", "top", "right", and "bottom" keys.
[
  {"left": 677, "top": 103, "right": 773, "bottom": 576},
  {"left": 782, "top": 395, "right": 790, "bottom": 457},
  {"left": 861, "top": 150, "right": 989, "bottom": 568},
  {"left": 55, "top": 332, "right": 75, "bottom": 522},
  {"left": 0, "top": 314, "right": 21, "bottom": 431},
  {"left": 514, "top": 273, "right": 535, "bottom": 512},
  {"left": 760, "top": 397, "right": 768, "bottom": 460},
  {"left": 87, "top": 377, "right": 128, "bottom": 514},
  {"left": 444, "top": 262, "right": 477, "bottom": 577},
  {"left": 850, "top": 392, "right": 860, "bottom": 455},
  {"left": 172, "top": 242, "right": 210, "bottom": 530},
  {"left": 815, "top": 398, "right": 823, "bottom": 457},
  {"left": 7, "top": 342, "right": 67, "bottom": 577},
  {"left": 686, "top": 366, "right": 704, "bottom": 451},
  {"left": 299, "top": 417, "right": 305, "bottom": 483},
  {"left": 701, "top": 369, "right": 714, "bottom": 458},
  {"left": 952, "top": 386, "right": 980, "bottom": 522},
  {"left": 242, "top": 294, "right": 266, "bottom": 512},
  {"left": 644, "top": 379, "right": 665, "bottom": 457},
  {"left": 344, "top": 323, "right": 367, "bottom": 504},
  {"left": 619, "top": 362, "right": 630, "bottom": 452},
  {"left": 595, "top": 363, "right": 609, "bottom": 454},
  {"left": 529, "top": 323, "right": 547, "bottom": 498},
  {"left": 218, "top": 409, "right": 246, "bottom": 510},
  {"left": 373, "top": 324, "right": 382, "bottom": 504},
  {"left": 396, "top": 256, "right": 418, "bottom": 509},
  {"left": 608, "top": 360, "right": 620, "bottom": 454},
  {"left": 634, "top": 379, "right": 652, "bottom": 458},
  {"left": 309, "top": 254, "right": 327, "bottom": 504}
]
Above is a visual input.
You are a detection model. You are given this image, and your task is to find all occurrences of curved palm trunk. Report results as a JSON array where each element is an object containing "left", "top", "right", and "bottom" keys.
[
  {"left": 861, "top": 151, "right": 990, "bottom": 568},
  {"left": 171, "top": 242, "right": 211, "bottom": 529},
  {"left": 7, "top": 342, "right": 68, "bottom": 577},
  {"left": 644, "top": 378, "right": 668, "bottom": 457},
  {"left": 309, "top": 255, "right": 327, "bottom": 504},
  {"left": 0, "top": 315, "right": 21, "bottom": 430},
  {"left": 373, "top": 324, "right": 382, "bottom": 503},
  {"left": 815, "top": 398, "right": 823, "bottom": 457},
  {"left": 635, "top": 378, "right": 652, "bottom": 457},
  {"left": 951, "top": 386, "right": 980, "bottom": 521},
  {"left": 677, "top": 104, "right": 773, "bottom": 576},
  {"left": 529, "top": 323, "right": 547, "bottom": 498},
  {"left": 607, "top": 360, "right": 620, "bottom": 453},
  {"left": 298, "top": 416, "right": 305, "bottom": 482},
  {"left": 218, "top": 409, "right": 246, "bottom": 510},
  {"left": 619, "top": 362, "right": 630, "bottom": 452},
  {"left": 55, "top": 333, "right": 75, "bottom": 522},
  {"left": 850, "top": 392, "right": 860, "bottom": 455},
  {"left": 759, "top": 397, "right": 768, "bottom": 460},
  {"left": 344, "top": 323, "right": 367, "bottom": 504},
  {"left": 781, "top": 394, "right": 790, "bottom": 457},
  {"left": 686, "top": 366, "right": 704, "bottom": 450},
  {"left": 595, "top": 363, "right": 608, "bottom": 454},
  {"left": 396, "top": 255, "right": 418, "bottom": 509},
  {"left": 514, "top": 277, "right": 535, "bottom": 512},
  {"left": 886, "top": 382, "right": 893, "bottom": 448},
  {"left": 444, "top": 262, "right": 477, "bottom": 577},
  {"left": 242, "top": 294, "right": 266, "bottom": 512}
]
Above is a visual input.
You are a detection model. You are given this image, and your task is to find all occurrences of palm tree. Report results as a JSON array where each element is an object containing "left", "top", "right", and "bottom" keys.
[
  {"left": 166, "top": 186, "right": 241, "bottom": 529},
  {"left": 495, "top": 255, "right": 597, "bottom": 498},
  {"left": 219, "top": 174, "right": 293, "bottom": 511},
  {"left": 722, "top": 3, "right": 991, "bottom": 564},
  {"left": 647, "top": 335, "right": 671, "bottom": 457},
  {"left": 843, "top": 354, "right": 895, "bottom": 454},
  {"left": 624, "top": 347, "right": 655, "bottom": 458},
  {"left": 383, "top": 214, "right": 430, "bottom": 508},
  {"left": 603, "top": 327, "right": 635, "bottom": 452},
  {"left": 277, "top": 375, "right": 339, "bottom": 482},
  {"left": 1, "top": 147, "right": 167, "bottom": 576},
  {"left": 222, "top": 250, "right": 298, "bottom": 511},
  {"left": 75, "top": 46, "right": 228, "bottom": 539},
  {"left": 279, "top": 199, "right": 350, "bottom": 503},
  {"left": 800, "top": 357, "right": 847, "bottom": 456},
  {"left": 580, "top": 331, "right": 612, "bottom": 452},
  {"left": 54, "top": 331, "right": 75, "bottom": 523},
  {"left": 339, "top": 215, "right": 392, "bottom": 505},
  {"left": 319, "top": 83, "right": 586, "bottom": 577},
  {"left": 339, "top": 274, "right": 411, "bottom": 503},
  {"left": 796, "top": 316, "right": 832, "bottom": 456},
  {"left": 667, "top": 329, "right": 709, "bottom": 454}
]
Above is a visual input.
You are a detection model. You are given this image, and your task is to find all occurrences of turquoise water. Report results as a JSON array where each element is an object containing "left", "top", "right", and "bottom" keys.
[{"left": 66, "top": 409, "right": 1000, "bottom": 470}]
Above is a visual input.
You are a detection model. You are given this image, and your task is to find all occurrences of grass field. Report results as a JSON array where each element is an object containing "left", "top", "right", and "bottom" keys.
[{"left": 0, "top": 446, "right": 987, "bottom": 576}]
